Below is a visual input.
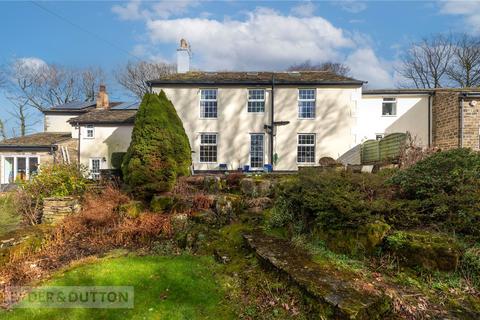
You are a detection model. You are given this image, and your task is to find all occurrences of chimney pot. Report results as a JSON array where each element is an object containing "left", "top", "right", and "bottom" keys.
[{"left": 96, "top": 84, "right": 109, "bottom": 109}]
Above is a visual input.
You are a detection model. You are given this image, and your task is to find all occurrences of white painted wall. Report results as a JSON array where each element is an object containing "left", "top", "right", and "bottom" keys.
[
  {"left": 44, "top": 114, "right": 78, "bottom": 133},
  {"left": 153, "top": 85, "right": 361, "bottom": 171},
  {"left": 356, "top": 95, "right": 430, "bottom": 146},
  {"left": 78, "top": 125, "right": 133, "bottom": 171}
]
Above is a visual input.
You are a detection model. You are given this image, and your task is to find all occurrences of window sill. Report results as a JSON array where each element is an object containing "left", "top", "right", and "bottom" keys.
[
  {"left": 83, "top": 137, "right": 95, "bottom": 139},
  {"left": 199, "top": 117, "right": 218, "bottom": 120},
  {"left": 381, "top": 115, "right": 397, "bottom": 117},
  {"left": 297, "top": 117, "right": 316, "bottom": 120}
]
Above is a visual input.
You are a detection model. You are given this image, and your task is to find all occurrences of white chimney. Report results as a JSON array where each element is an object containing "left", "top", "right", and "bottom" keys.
[{"left": 177, "top": 39, "right": 191, "bottom": 73}]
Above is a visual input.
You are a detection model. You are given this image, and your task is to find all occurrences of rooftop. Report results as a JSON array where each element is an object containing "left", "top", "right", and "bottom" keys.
[
  {"left": 148, "top": 71, "right": 364, "bottom": 86},
  {"left": 45, "top": 101, "right": 138, "bottom": 113},
  {"left": 0, "top": 132, "right": 72, "bottom": 149},
  {"left": 363, "top": 88, "right": 480, "bottom": 95},
  {"left": 69, "top": 109, "right": 137, "bottom": 125}
]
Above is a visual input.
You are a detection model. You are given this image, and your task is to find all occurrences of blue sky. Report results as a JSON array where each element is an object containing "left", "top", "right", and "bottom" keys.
[{"left": 0, "top": 0, "right": 478, "bottom": 135}]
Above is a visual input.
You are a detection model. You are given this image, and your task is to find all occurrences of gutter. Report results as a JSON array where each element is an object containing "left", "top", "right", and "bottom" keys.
[
  {"left": 0, "top": 145, "right": 58, "bottom": 152},
  {"left": 147, "top": 80, "right": 364, "bottom": 87},
  {"left": 428, "top": 93, "right": 432, "bottom": 148}
]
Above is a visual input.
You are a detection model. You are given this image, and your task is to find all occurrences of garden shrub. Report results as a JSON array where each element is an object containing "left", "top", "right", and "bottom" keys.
[
  {"left": 15, "top": 163, "right": 88, "bottom": 225},
  {"left": 388, "top": 148, "right": 480, "bottom": 200},
  {"left": 270, "top": 169, "right": 387, "bottom": 234},
  {"left": 122, "top": 91, "right": 191, "bottom": 199},
  {"left": 461, "top": 246, "right": 480, "bottom": 288},
  {"left": 110, "top": 152, "right": 126, "bottom": 170}
]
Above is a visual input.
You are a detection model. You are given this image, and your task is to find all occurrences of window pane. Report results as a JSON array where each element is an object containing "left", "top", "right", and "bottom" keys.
[
  {"left": 200, "top": 101, "right": 217, "bottom": 118},
  {"left": 298, "top": 101, "right": 315, "bottom": 118},
  {"left": 4, "top": 157, "right": 13, "bottom": 183},
  {"left": 382, "top": 98, "right": 397, "bottom": 116},
  {"left": 91, "top": 159, "right": 100, "bottom": 180},
  {"left": 29, "top": 157, "right": 39, "bottom": 177},
  {"left": 16, "top": 157, "right": 27, "bottom": 181},
  {"left": 200, "top": 133, "right": 218, "bottom": 163},
  {"left": 297, "top": 134, "right": 315, "bottom": 163},
  {"left": 250, "top": 134, "right": 264, "bottom": 168},
  {"left": 248, "top": 101, "right": 265, "bottom": 112}
]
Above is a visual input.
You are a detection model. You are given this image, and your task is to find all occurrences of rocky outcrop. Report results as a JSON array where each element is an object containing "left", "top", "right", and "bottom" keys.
[
  {"left": 385, "top": 231, "right": 462, "bottom": 271},
  {"left": 42, "top": 197, "right": 80, "bottom": 224},
  {"left": 240, "top": 178, "right": 272, "bottom": 197},
  {"left": 244, "top": 232, "right": 391, "bottom": 319}
]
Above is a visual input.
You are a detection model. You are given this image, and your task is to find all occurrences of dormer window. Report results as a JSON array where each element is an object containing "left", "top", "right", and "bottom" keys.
[{"left": 382, "top": 98, "right": 397, "bottom": 116}]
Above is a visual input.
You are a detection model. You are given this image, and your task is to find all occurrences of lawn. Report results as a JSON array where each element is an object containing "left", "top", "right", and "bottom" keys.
[
  {"left": 0, "top": 194, "right": 21, "bottom": 238},
  {"left": 1, "top": 255, "right": 235, "bottom": 320}
]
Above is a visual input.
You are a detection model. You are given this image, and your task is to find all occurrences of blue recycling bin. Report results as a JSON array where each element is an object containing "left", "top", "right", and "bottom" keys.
[{"left": 263, "top": 164, "right": 273, "bottom": 172}]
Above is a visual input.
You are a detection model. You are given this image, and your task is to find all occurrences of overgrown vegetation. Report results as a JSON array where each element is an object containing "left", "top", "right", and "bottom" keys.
[
  {"left": 15, "top": 163, "right": 88, "bottom": 225},
  {"left": 122, "top": 91, "right": 191, "bottom": 199}
]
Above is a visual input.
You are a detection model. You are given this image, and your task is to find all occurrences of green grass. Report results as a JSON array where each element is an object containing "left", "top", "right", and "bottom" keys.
[
  {"left": 1, "top": 255, "right": 235, "bottom": 320},
  {"left": 0, "top": 194, "right": 21, "bottom": 238}
]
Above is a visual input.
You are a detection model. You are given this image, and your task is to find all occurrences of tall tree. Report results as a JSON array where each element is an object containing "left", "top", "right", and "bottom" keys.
[
  {"left": 2, "top": 59, "right": 105, "bottom": 137},
  {"left": 447, "top": 34, "right": 480, "bottom": 87},
  {"left": 287, "top": 61, "right": 351, "bottom": 76},
  {"left": 116, "top": 61, "right": 176, "bottom": 99},
  {"left": 398, "top": 34, "right": 454, "bottom": 88}
]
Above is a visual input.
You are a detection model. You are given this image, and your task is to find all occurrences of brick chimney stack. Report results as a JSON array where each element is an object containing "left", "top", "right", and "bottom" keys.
[
  {"left": 177, "top": 38, "right": 191, "bottom": 73},
  {"left": 96, "top": 84, "right": 109, "bottom": 109}
]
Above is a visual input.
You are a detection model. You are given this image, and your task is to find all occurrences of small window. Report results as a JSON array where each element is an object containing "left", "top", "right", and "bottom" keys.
[
  {"left": 248, "top": 89, "right": 265, "bottom": 113},
  {"left": 298, "top": 89, "right": 316, "bottom": 119},
  {"left": 200, "top": 89, "right": 218, "bottom": 118},
  {"left": 86, "top": 125, "right": 95, "bottom": 138},
  {"left": 375, "top": 134, "right": 384, "bottom": 141},
  {"left": 90, "top": 158, "right": 101, "bottom": 180},
  {"left": 200, "top": 133, "right": 217, "bottom": 163},
  {"left": 297, "top": 134, "right": 315, "bottom": 163},
  {"left": 382, "top": 98, "right": 397, "bottom": 116}
]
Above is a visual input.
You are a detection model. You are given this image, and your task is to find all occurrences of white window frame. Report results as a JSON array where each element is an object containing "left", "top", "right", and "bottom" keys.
[
  {"left": 247, "top": 89, "right": 266, "bottom": 113},
  {"left": 297, "top": 134, "right": 316, "bottom": 164},
  {"left": 250, "top": 133, "right": 265, "bottom": 170},
  {"left": 199, "top": 133, "right": 218, "bottom": 163},
  {"left": 298, "top": 88, "right": 316, "bottom": 119},
  {"left": 85, "top": 124, "right": 95, "bottom": 139},
  {"left": 199, "top": 89, "right": 218, "bottom": 119},
  {"left": 375, "top": 133, "right": 384, "bottom": 141},
  {"left": 89, "top": 157, "right": 102, "bottom": 180},
  {"left": 1, "top": 155, "right": 40, "bottom": 184},
  {"left": 382, "top": 97, "right": 397, "bottom": 116}
]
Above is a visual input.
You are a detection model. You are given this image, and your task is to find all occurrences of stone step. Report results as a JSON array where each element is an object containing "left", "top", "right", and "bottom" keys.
[{"left": 243, "top": 232, "right": 392, "bottom": 320}]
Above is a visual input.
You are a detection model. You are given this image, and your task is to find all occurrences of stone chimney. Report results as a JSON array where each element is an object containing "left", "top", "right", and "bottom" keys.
[
  {"left": 177, "top": 38, "right": 191, "bottom": 73},
  {"left": 96, "top": 84, "right": 109, "bottom": 109}
]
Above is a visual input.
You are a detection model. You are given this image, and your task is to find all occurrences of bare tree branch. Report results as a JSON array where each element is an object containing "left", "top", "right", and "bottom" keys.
[
  {"left": 287, "top": 60, "right": 351, "bottom": 76},
  {"left": 115, "top": 61, "right": 176, "bottom": 99},
  {"left": 397, "top": 34, "right": 454, "bottom": 88},
  {"left": 446, "top": 33, "right": 480, "bottom": 87}
]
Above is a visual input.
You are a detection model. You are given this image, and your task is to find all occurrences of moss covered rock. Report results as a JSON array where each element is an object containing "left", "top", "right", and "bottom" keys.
[
  {"left": 315, "top": 221, "right": 391, "bottom": 256},
  {"left": 385, "top": 231, "right": 462, "bottom": 271},
  {"left": 150, "top": 195, "right": 174, "bottom": 213},
  {"left": 240, "top": 178, "right": 272, "bottom": 197},
  {"left": 122, "top": 91, "right": 191, "bottom": 199},
  {"left": 214, "top": 195, "right": 243, "bottom": 225}
]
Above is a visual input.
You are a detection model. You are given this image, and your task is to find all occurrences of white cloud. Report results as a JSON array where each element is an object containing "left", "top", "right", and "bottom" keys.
[
  {"left": 291, "top": 1, "right": 316, "bottom": 17},
  {"left": 15, "top": 57, "right": 47, "bottom": 72},
  {"left": 112, "top": 0, "right": 198, "bottom": 21},
  {"left": 115, "top": 4, "right": 393, "bottom": 87},
  {"left": 439, "top": 1, "right": 480, "bottom": 32},
  {"left": 146, "top": 8, "right": 354, "bottom": 70},
  {"left": 112, "top": 0, "right": 143, "bottom": 21},
  {"left": 346, "top": 48, "right": 394, "bottom": 87},
  {"left": 337, "top": 1, "right": 367, "bottom": 14}
]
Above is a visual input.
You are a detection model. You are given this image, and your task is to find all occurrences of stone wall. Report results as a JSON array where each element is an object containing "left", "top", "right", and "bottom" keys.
[
  {"left": 42, "top": 197, "right": 81, "bottom": 224},
  {"left": 432, "top": 91, "right": 460, "bottom": 150},
  {"left": 461, "top": 98, "right": 480, "bottom": 150}
]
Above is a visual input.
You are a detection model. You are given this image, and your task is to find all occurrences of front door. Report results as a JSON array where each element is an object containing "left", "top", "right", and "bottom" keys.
[{"left": 250, "top": 134, "right": 264, "bottom": 170}]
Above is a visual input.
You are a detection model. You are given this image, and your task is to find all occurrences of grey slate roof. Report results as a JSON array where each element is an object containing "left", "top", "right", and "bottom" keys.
[
  {"left": 0, "top": 132, "right": 72, "bottom": 150},
  {"left": 69, "top": 109, "right": 137, "bottom": 125},
  {"left": 148, "top": 71, "right": 364, "bottom": 86}
]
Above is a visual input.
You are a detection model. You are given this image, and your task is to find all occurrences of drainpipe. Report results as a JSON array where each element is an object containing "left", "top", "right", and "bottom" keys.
[
  {"left": 270, "top": 74, "right": 275, "bottom": 168},
  {"left": 77, "top": 122, "right": 81, "bottom": 170},
  {"left": 460, "top": 96, "right": 464, "bottom": 148},
  {"left": 428, "top": 94, "right": 432, "bottom": 148}
]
